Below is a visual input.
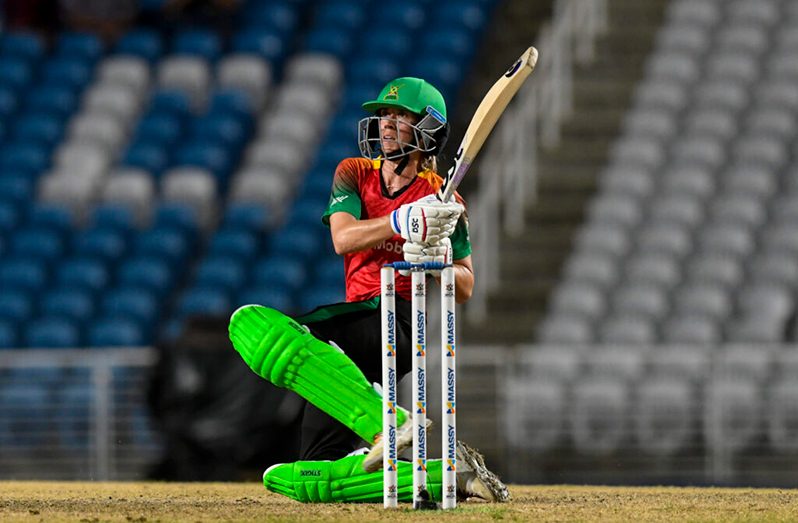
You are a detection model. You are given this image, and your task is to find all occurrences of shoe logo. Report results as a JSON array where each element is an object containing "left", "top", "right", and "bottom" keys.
[{"left": 300, "top": 469, "right": 322, "bottom": 477}]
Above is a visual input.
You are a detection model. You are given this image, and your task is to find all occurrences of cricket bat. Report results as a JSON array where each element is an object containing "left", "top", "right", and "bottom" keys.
[{"left": 440, "top": 46, "right": 539, "bottom": 203}]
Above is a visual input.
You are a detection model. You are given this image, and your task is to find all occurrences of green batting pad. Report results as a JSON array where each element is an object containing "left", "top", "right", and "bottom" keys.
[
  {"left": 229, "top": 305, "right": 407, "bottom": 443},
  {"left": 263, "top": 454, "right": 444, "bottom": 503}
]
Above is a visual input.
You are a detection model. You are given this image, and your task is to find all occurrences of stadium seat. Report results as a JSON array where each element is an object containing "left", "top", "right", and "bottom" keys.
[
  {"left": 661, "top": 315, "right": 721, "bottom": 344},
  {"left": 0, "top": 258, "right": 48, "bottom": 293},
  {"left": 634, "top": 377, "right": 695, "bottom": 456},
  {"left": 268, "top": 224, "right": 324, "bottom": 261},
  {"left": 172, "top": 29, "right": 222, "bottom": 62},
  {"left": 55, "top": 382, "right": 91, "bottom": 450},
  {"left": 100, "top": 171, "right": 156, "bottom": 225},
  {"left": 134, "top": 227, "right": 192, "bottom": 267},
  {"left": 161, "top": 168, "right": 217, "bottom": 227},
  {"left": 217, "top": 55, "right": 272, "bottom": 111},
  {"left": 240, "top": 1, "right": 299, "bottom": 34},
  {"left": 0, "top": 58, "right": 34, "bottom": 92},
  {"left": 177, "top": 287, "right": 231, "bottom": 317},
  {"left": 102, "top": 287, "right": 159, "bottom": 329},
  {"left": 134, "top": 113, "right": 184, "bottom": 147},
  {"left": 231, "top": 29, "right": 286, "bottom": 66},
  {"left": 117, "top": 257, "right": 173, "bottom": 296},
  {"left": 156, "top": 56, "right": 211, "bottom": 110},
  {"left": 57, "top": 32, "right": 103, "bottom": 62},
  {"left": 223, "top": 203, "right": 273, "bottom": 233},
  {"left": 194, "top": 256, "right": 247, "bottom": 292},
  {"left": 251, "top": 256, "right": 307, "bottom": 292},
  {"left": 41, "top": 57, "right": 92, "bottom": 89},
  {"left": 68, "top": 112, "right": 127, "bottom": 154},
  {"left": 571, "top": 378, "right": 629, "bottom": 455},
  {"left": 115, "top": 29, "right": 163, "bottom": 62},
  {"left": 0, "top": 31, "right": 46, "bottom": 62},
  {"left": 284, "top": 54, "right": 343, "bottom": 92},
  {"left": 0, "top": 320, "right": 18, "bottom": 348},
  {"left": 599, "top": 314, "right": 657, "bottom": 345},
  {"left": 611, "top": 284, "right": 669, "bottom": 320},
  {"left": 87, "top": 317, "right": 146, "bottom": 347},
  {"left": 235, "top": 286, "right": 295, "bottom": 313},
  {"left": 40, "top": 288, "right": 95, "bottom": 322},
  {"left": 767, "top": 378, "right": 798, "bottom": 453},
  {"left": 0, "top": 142, "right": 49, "bottom": 175},
  {"left": 648, "top": 346, "right": 711, "bottom": 382},
  {"left": 72, "top": 228, "right": 127, "bottom": 263},
  {"left": 536, "top": 314, "right": 594, "bottom": 345},
  {"left": 704, "top": 378, "right": 762, "bottom": 453},
  {"left": 151, "top": 203, "right": 200, "bottom": 238},
  {"left": 208, "top": 229, "right": 259, "bottom": 260},
  {"left": 88, "top": 204, "right": 138, "bottom": 235},
  {"left": 97, "top": 56, "right": 151, "bottom": 95},
  {"left": 83, "top": 84, "right": 141, "bottom": 122},
  {"left": 10, "top": 228, "right": 66, "bottom": 264},
  {"left": 55, "top": 258, "right": 110, "bottom": 293},
  {"left": 522, "top": 345, "right": 585, "bottom": 383},
  {"left": 0, "top": 290, "right": 34, "bottom": 323},
  {"left": 505, "top": 377, "right": 566, "bottom": 453},
  {"left": 24, "top": 316, "right": 81, "bottom": 348},
  {"left": 549, "top": 282, "right": 606, "bottom": 320},
  {"left": 297, "top": 283, "right": 346, "bottom": 312}
]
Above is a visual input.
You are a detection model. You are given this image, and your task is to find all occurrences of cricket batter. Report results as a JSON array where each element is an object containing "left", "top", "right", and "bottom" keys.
[{"left": 228, "top": 77, "right": 509, "bottom": 504}]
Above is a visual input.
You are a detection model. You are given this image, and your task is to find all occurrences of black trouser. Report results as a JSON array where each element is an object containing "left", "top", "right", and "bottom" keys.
[{"left": 296, "top": 298, "right": 412, "bottom": 460}]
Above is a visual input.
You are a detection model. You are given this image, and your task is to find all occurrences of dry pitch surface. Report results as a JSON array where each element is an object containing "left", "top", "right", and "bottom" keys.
[{"left": 1, "top": 482, "right": 798, "bottom": 522}]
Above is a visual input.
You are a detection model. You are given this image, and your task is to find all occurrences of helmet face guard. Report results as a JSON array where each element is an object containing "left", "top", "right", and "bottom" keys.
[{"left": 358, "top": 105, "right": 449, "bottom": 161}]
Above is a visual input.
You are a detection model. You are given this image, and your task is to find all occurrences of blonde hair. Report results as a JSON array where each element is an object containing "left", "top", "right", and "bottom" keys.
[{"left": 420, "top": 154, "right": 437, "bottom": 173}]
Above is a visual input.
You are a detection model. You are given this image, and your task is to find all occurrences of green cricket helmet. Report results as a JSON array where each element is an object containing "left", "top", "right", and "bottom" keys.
[{"left": 358, "top": 77, "right": 450, "bottom": 161}]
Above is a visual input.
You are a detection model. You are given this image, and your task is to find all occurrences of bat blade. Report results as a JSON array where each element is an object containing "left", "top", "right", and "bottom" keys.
[{"left": 441, "top": 46, "right": 538, "bottom": 202}]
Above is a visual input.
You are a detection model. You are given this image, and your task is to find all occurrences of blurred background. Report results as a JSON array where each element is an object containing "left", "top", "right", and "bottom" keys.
[{"left": 1, "top": 0, "right": 797, "bottom": 489}]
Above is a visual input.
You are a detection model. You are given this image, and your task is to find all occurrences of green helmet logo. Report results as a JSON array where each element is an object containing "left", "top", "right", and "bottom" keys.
[{"left": 362, "top": 77, "right": 447, "bottom": 120}]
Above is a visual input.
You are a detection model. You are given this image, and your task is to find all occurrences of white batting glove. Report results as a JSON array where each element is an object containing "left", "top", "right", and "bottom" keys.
[
  {"left": 390, "top": 194, "right": 464, "bottom": 244},
  {"left": 401, "top": 237, "right": 452, "bottom": 276}
]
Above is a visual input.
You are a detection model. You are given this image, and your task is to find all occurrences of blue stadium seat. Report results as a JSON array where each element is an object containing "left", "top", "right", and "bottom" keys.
[
  {"left": 269, "top": 224, "right": 325, "bottom": 260},
  {"left": 0, "top": 86, "right": 19, "bottom": 118},
  {"left": 57, "top": 32, "right": 104, "bottom": 62},
  {"left": 55, "top": 382, "right": 91, "bottom": 450},
  {"left": 40, "top": 57, "right": 92, "bottom": 89},
  {"left": 134, "top": 113, "right": 184, "bottom": 147},
  {"left": 10, "top": 228, "right": 66, "bottom": 263},
  {"left": 134, "top": 227, "right": 192, "bottom": 266},
  {"left": 408, "top": 55, "right": 463, "bottom": 103},
  {"left": 13, "top": 112, "right": 64, "bottom": 148},
  {"left": 298, "top": 169, "right": 333, "bottom": 202},
  {"left": 0, "top": 258, "right": 48, "bottom": 293},
  {"left": 0, "top": 32, "right": 46, "bottom": 62},
  {"left": 195, "top": 256, "right": 247, "bottom": 291},
  {"left": 152, "top": 203, "right": 200, "bottom": 237},
  {"left": 341, "top": 82, "right": 382, "bottom": 114},
  {"left": 177, "top": 286, "right": 231, "bottom": 317},
  {"left": 172, "top": 29, "right": 222, "bottom": 62},
  {"left": 303, "top": 27, "right": 354, "bottom": 58},
  {"left": 251, "top": 256, "right": 307, "bottom": 292},
  {"left": 315, "top": 1, "right": 366, "bottom": 30},
  {"left": 72, "top": 228, "right": 127, "bottom": 263},
  {"left": 0, "top": 142, "right": 49, "bottom": 175},
  {"left": 209, "top": 89, "right": 256, "bottom": 120},
  {"left": 347, "top": 57, "right": 401, "bottom": 91},
  {"left": 0, "top": 320, "right": 18, "bottom": 348},
  {"left": 235, "top": 286, "right": 295, "bottom": 312},
  {"left": 0, "top": 200, "right": 21, "bottom": 232},
  {"left": 433, "top": 1, "right": 490, "bottom": 32},
  {"left": 208, "top": 229, "right": 260, "bottom": 260},
  {"left": 298, "top": 283, "right": 346, "bottom": 312},
  {"left": 223, "top": 203, "right": 273, "bottom": 233},
  {"left": 87, "top": 317, "right": 146, "bottom": 347},
  {"left": 325, "top": 111, "right": 361, "bottom": 145},
  {"left": 24, "top": 316, "right": 81, "bottom": 348},
  {"left": 314, "top": 138, "right": 360, "bottom": 171},
  {"left": 284, "top": 198, "right": 329, "bottom": 229},
  {"left": 376, "top": 3, "right": 426, "bottom": 31},
  {"left": 117, "top": 256, "right": 173, "bottom": 296},
  {"left": 102, "top": 287, "right": 159, "bottom": 328},
  {"left": 189, "top": 113, "right": 249, "bottom": 150},
  {"left": 231, "top": 29, "right": 286, "bottom": 65},
  {"left": 418, "top": 28, "right": 476, "bottom": 61},
  {"left": 55, "top": 258, "right": 110, "bottom": 293},
  {"left": 0, "top": 382, "right": 49, "bottom": 446},
  {"left": 25, "top": 84, "right": 78, "bottom": 118},
  {"left": 122, "top": 141, "right": 170, "bottom": 177},
  {"left": 173, "top": 141, "right": 233, "bottom": 181},
  {"left": 148, "top": 89, "right": 192, "bottom": 118},
  {"left": 0, "top": 290, "right": 34, "bottom": 323},
  {"left": 88, "top": 204, "right": 138, "bottom": 235},
  {"left": 115, "top": 29, "right": 163, "bottom": 62},
  {"left": 0, "top": 58, "right": 33, "bottom": 92},
  {"left": 313, "top": 255, "right": 345, "bottom": 285},
  {"left": 40, "top": 288, "right": 95, "bottom": 322},
  {"left": 27, "top": 203, "right": 74, "bottom": 235},
  {"left": 357, "top": 29, "right": 412, "bottom": 62},
  {"left": 241, "top": 1, "right": 299, "bottom": 34}
]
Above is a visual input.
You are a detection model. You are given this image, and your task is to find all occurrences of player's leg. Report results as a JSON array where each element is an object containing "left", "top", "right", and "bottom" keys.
[
  {"left": 228, "top": 303, "right": 410, "bottom": 450},
  {"left": 262, "top": 442, "right": 510, "bottom": 503}
]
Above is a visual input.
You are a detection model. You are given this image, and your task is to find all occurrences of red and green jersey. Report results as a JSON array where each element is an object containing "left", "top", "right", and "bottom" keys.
[{"left": 322, "top": 157, "right": 471, "bottom": 302}]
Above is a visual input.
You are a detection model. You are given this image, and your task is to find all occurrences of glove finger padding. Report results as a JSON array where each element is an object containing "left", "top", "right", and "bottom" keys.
[
  {"left": 390, "top": 197, "right": 464, "bottom": 244},
  {"left": 402, "top": 238, "right": 452, "bottom": 276}
]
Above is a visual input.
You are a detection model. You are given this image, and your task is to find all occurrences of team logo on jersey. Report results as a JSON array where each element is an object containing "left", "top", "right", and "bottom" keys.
[
  {"left": 330, "top": 194, "right": 349, "bottom": 206},
  {"left": 384, "top": 84, "right": 402, "bottom": 101}
]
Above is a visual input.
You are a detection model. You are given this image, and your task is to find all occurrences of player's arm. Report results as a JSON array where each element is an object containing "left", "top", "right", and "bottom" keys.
[
  {"left": 329, "top": 212, "right": 393, "bottom": 255},
  {"left": 450, "top": 255, "right": 474, "bottom": 304}
]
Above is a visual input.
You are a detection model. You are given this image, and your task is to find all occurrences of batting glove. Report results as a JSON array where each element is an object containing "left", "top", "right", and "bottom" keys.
[
  {"left": 401, "top": 237, "right": 452, "bottom": 276},
  {"left": 390, "top": 194, "right": 464, "bottom": 244}
]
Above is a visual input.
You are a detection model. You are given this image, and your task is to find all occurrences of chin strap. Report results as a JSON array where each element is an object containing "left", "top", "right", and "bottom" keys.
[{"left": 394, "top": 154, "right": 410, "bottom": 176}]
